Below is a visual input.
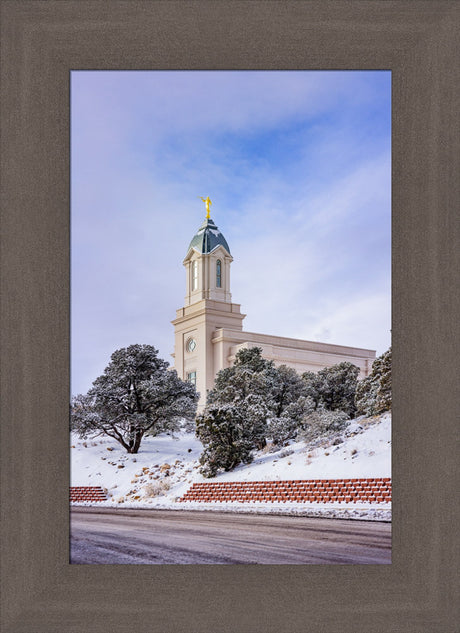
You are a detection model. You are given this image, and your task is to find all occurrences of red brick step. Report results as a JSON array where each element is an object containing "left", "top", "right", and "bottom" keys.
[
  {"left": 179, "top": 478, "right": 391, "bottom": 504},
  {"left": 70, "top": 486, "right": 107, "bottom": 503}
]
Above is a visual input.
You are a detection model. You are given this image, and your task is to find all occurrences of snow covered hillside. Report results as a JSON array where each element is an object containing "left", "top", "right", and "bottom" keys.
[{"left": 71, "top": 413, "right": 391, "bottom": 519}]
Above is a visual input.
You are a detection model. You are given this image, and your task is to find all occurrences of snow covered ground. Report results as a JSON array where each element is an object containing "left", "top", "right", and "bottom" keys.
[{"left": 71, "top": 412, "right": 391, "bottom": 521}]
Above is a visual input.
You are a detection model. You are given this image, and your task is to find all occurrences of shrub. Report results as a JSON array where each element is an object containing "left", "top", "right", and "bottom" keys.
[
  {"left": 267, "top": 415, "right": 298, "bottom": 447},
  {"left": 206, "top": 348, "right": 274, "bottom": 451},
  {"left": 299, "top": 408, "right": 350, "bottom": 446},
  {"left": 302, "top": 362, "right": 360, "bottom": 417},
  {"left": 355, "top": 347, "right": 391, "bottom": 416},
  {"left": 355, "top": 376, "right": 379, "bottom": 416},
  {"left": 196, "top": 404, "right": 254, "bottom": 477},
  {"left": 268, "top": 396, "right": 315, "bottom": 446},
  {"left": 143, "top": 480, "right": 171, "bottom": 498},
  {"left": 270, "top": 365, "right": 307, "bottom": 418},
  {"left": 375, "top": 348, "right": 392, "bottom": 413}
]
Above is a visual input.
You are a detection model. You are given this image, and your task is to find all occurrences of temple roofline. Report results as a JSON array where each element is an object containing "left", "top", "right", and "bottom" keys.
[{"left": 211, "top": 327, "right": 376, "bottom": 358}]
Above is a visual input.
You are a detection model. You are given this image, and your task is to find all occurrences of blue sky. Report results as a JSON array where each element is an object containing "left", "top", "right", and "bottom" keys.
[{"left": 71, "top": 70, "right": 391, "bottom": 396}]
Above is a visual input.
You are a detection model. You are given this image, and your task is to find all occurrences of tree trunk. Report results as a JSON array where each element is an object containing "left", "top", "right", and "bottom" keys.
[{"left": 128, "top": 430, "right": 144, "bottom": 454}]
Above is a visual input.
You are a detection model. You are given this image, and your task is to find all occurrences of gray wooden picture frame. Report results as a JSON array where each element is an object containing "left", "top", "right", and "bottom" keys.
[{"left": 1, "top": 1, "right": 458, "bottom": 631}]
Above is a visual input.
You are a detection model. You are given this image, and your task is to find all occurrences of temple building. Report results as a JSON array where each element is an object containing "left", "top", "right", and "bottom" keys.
[{"left": 172, "top": 206, "right": 375, "bottom": 408}]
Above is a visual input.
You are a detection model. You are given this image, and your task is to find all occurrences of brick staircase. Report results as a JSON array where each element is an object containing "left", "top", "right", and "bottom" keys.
[
  {"left": 70, "top": 486, "right": 107, "bottom": 503},
  {"left": 179, "top": 478, "right": 391, "bottom": 504}
]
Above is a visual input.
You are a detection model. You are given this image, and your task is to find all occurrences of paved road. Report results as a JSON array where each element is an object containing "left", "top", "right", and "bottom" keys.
[{"left": 70, "top": 508, "right": 391, "bottom": 565}]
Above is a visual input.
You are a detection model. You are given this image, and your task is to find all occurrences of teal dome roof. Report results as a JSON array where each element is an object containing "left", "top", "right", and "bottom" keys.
[{"left": 187, "top": 218, "right": 231, "bottom": 255}]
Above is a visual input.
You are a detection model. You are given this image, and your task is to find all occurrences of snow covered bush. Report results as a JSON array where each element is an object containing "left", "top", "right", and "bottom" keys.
[
  {"left": 197, "top": 348, "right": 285, "bottom": 474},
  {"left": 302, "top": 362, "right": 360, "bottom": 417},
  {"left": 354, "top": 378, "right": 378, "bottom": 416},
  {"left": 355, "top": 347, "right": 391, "bottom": 416},
  {"left": 375, "top": 347, "right": 392, "bottom": 412},
  {"left": 299, "top": 408, "right": 350, "bottom": 446},
  {"left": 270, "top": 365, "right": 307, "bottom": 418},
  {"left": 200, "top": 348, "right": 317, "bottom": 470},
  {"left": 198, "top": 348, "right": 365, "bottom": 470},
  {"left": 206, "top": 347, "right": 277, "bottom": 450},
  {"left": 268, "top": 396, "right": 315, "bottom": 446},
  {"left": 267, "top": 414, "right": 298, "bottom": 448},
  {"left": 196, "top": 404, "right": 254, "bottom": 477},
  {"left": 71, "top": 344, "right": 198, "bottom": 454}
]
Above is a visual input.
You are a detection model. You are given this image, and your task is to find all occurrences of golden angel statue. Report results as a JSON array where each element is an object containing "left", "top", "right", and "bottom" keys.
[{"left": 199, "top": 196, "right": 212, "bottom": 219}]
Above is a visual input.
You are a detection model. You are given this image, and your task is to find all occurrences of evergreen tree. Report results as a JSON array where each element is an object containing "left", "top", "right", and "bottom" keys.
[
  {"left": 354, "top": 376, "right": 379, "bottom": 416},
  {"left": 270, "top": 365, "right": 307, "bottom": 418},
  {"left": 299, "top": 407, "right": 350, "bottom": 445},
  {"left": 197, "top": 348, "right": 367, "bottom": 472},
  {"left": 71, "top": 344, "right": 198, "bottom": 453},
  {"left": 376, "top": 347, "right": 392, "bottom": 413},
  {"left": 301, "top": 370, "right": 321, "bottom": 408},
  {"left": 355, "top": 347, "right": 392, "bottom": 416},
  {"left": 207, "top": 347, "right": 275, "bottom": 405},
  {"left": 196, "top": 404, "right": 254, "bottom": 477},
  {"left": 198, "top": 348, "right": 278, "bottom": 473},
  {"left": 206, "top": 347, "right": 274, "bottom": 450},
  {"left": 302, "top": 362, "right": 360, "bottom": 416},
  {"left": 198, "top": 348, "right": 321, "bottom": 469},
  {"left": 268, "top": 395, "right": 315, "bottom": 446}
]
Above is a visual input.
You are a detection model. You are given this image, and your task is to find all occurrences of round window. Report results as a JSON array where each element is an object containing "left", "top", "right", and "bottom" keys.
[{"left": 186, "top": 338, "right": 197, "bottom": 353}]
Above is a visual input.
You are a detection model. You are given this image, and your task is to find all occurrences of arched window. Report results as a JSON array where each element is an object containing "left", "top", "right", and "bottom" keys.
[
  {"left": 216, "top": 259, "right": 222, "bottom": 288},
  {"left": 192, "top": 260, "right": 198, "bottom": 291}
]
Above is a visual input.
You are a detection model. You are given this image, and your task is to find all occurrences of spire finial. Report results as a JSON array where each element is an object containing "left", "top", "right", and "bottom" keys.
[{"left": 199, "top": 196, "right": 212, "bottom": 219}]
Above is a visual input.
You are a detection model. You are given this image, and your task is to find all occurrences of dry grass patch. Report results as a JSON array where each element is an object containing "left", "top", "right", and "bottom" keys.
[{"left": 143, "top": 481, "right": 172, "bottom": 498}]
